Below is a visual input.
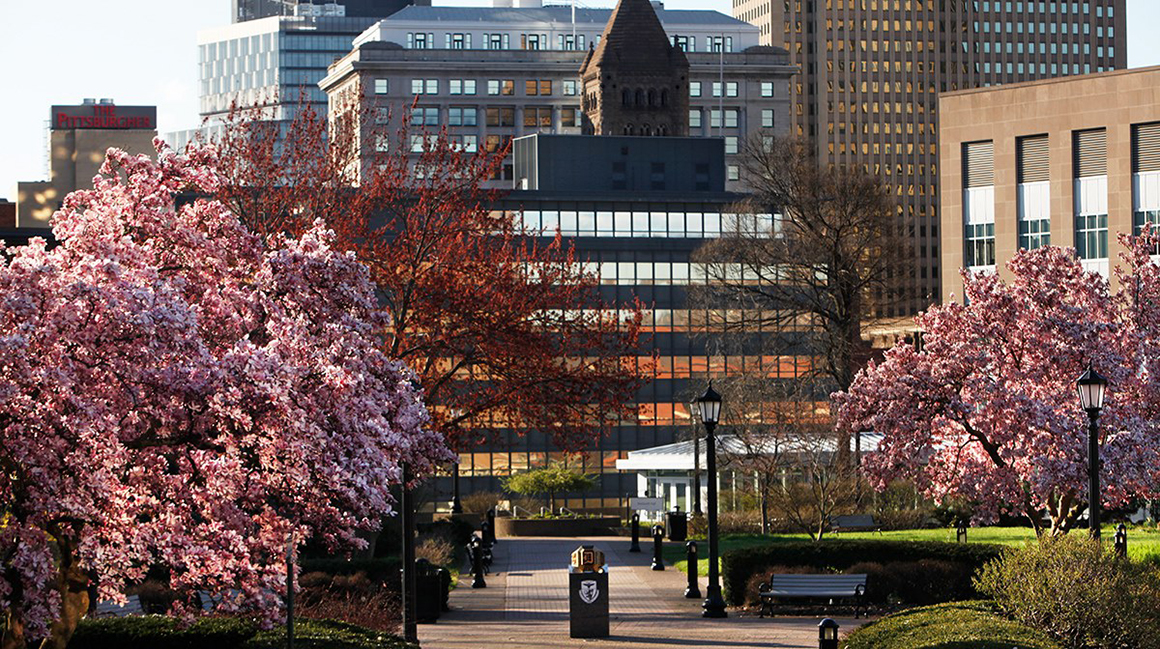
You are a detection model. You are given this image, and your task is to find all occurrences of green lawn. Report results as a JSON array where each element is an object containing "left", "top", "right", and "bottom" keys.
[
  {"left": 663, "top": 525, "right": 1160, "bottom": 576},
  {"left": 841, "top": 600, "right": 1061, "bottom": 649}
]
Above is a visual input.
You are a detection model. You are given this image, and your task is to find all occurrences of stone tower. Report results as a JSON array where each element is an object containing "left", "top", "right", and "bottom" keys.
[{"left": 579, "top": 0, "right": 689, "bottom": 137}]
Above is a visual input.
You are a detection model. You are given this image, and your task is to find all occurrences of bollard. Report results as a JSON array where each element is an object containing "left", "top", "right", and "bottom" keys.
[
  {"left": 956, "top": 520, "right": 968, "bottom": 544},
  {"left": 818, "top": 618, "right": 839, "bottom": 649},
  {"left": 1114, "top": 523, "right": 1128, "bottom": 559},
  {"left": 629, "top": 513, "right": 642, "bottom": 552},
  {"left": 470, "top": 535, "right": 487, "bottom": 588},
  {"left": 481, "top": 520, "right": 493, "bottom": 549},
  {"left": 486, "top": 508, "right": 497, "bottom": 545},
  {"left": 684, "top": 540, "right": 701, "bottom": 599},
  {"left": 651, "top": 524, "right": 665, "bottom": 571}
]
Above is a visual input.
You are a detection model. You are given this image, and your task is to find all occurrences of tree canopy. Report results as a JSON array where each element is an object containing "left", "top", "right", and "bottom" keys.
[
  {"left": 0, "top": 142, "right": 449, "bottom": 649},
  {"left": 836, "top": 241, "right": 1160, "bottom": 535}
]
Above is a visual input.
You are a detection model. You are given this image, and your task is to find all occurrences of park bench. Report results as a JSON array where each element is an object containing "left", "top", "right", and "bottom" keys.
[
  {"left": 757, "top": 574, "right": 867, "bottom": 619},
  {"left": 93, "top": 594, "right": 143, "bottom": 617},
  {"left": 830, "top": 514, "right": 882, "bottom": 534}
]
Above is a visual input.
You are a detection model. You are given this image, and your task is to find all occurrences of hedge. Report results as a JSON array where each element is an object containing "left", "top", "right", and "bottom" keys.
[
  {"left": 68, "top": 616, "right": 415, "bottom": 649},
  {"left": 721, "top": 539, "right": 1004, "bottom": 606},
  {"left": 842, "top": 600, "right": 1061, "bottom": 649},
  {"left": 299, "top": 557, "right": 402, "bottom": 584}
]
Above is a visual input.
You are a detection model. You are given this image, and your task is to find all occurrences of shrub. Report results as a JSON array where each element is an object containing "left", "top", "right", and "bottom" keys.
[
  {"left": 66, "top": 617, "right": 414, "bottom": 649},
  {"left": 846, "top": 559, "right": 971, "bottom": 605},
  {"left": 131, "top": 579, "right": 179, "bottom": 615},
  {"left": 843, "top": 600, "right": 1062, "bottom": 649},
  {"left": 415, "top": 536, "right": 456, "bottom": 567},
  {"left": 298, "top": 557, "right": 401, "bottom": 587},
  {"left": 298, "top": 586, "right": 402, "bottom": 633},
  {"left": 720, "top": 539, "right": 1003, "bottom": 606},
  {"left": 975, "top": 535, "right": 1160, "bottom": 649},
  {"left": 459, "top": 491, "right": 501, "bottom": 514}
]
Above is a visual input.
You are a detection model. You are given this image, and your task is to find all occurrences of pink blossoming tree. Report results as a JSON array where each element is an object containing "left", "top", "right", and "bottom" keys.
[
  {"left": 835, "top": 242, "right": 1160, "bottom": 536},
  {"left": 0, "top": 140, "right": 450, "bottom": 649}
]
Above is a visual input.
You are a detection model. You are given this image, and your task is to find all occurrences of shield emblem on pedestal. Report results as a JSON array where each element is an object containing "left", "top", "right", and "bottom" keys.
[{"left": 579, "top": 579, "right": 599, "bottom": 604}]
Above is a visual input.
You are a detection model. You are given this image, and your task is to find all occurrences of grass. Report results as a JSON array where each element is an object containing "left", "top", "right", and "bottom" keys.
[
  {"left": 664, "top": 525, "right": 1160, "bottom": 576},
  {"left": 841, "top": 600, "right": 1061, "bottom": 649}
]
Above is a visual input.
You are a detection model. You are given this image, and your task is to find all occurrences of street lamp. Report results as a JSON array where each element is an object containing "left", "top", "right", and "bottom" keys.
[
  {"left": 450, "top": 409, "right": 465, "bottom": 514},
  {"left": 695, "top": 381, "right": 727, "bottom": 618},
  {"left": 1076, "top": 365, "right": 1108, "bottom": 540},
  {"left": 691, "top": 410, "right": 702, "bottom": 516}
]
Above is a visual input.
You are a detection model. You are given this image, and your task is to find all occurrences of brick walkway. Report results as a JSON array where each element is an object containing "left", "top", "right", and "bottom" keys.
[{"left": 418, "top": 535, "right": 868, "bottom": 648}]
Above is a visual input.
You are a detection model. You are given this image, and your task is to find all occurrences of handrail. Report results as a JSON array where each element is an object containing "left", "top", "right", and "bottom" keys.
[
  {"left": 513, "top": 505, "right": 535, "bottom": 518},
  {"left": 559, "top": 507, "right": 578, "bottom": 518}
]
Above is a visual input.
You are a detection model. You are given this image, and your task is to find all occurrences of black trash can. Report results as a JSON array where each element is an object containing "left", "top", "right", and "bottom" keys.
[
  {"left": 666, "top": 507, "right": 688, "bottom": 542},
  {"left": 415, "top": 559, "right": 442, "bottom": 623}
]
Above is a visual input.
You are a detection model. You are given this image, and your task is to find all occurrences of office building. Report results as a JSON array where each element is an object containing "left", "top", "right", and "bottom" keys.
[
  {"left": 940, "top": 66, "right": 1160, "bottom": 301},
  {"left": 320, "top": 0, "right": 795, "bottom": 189},
  {"left": 16, "top": 100, "right": 157, "bottom": 227},
  {"left": 231, "top": 0, "right": 417, "bottom": 23},
  {"left": 732, "top": 0, "right": 1127, "bottom": 311},
  {"left": 447, "top": 133, "right": 791, "bottom": 509},
  {"left": 168, "top": 2, "right": 418, "bottom": 150}
]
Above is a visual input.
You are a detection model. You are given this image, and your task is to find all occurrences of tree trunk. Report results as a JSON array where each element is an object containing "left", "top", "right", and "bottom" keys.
[
  {"left": 550, "top": 491, "right": 556, "bottom": 515},
  {"left": 759, "top": 479, "right": 769, "bottom": 536},
  {"left": 2, "top": 612, "right": 25, "bottom": 649},
  {"left": 42, "top": 536, "right": 91, "bottom": 649}
]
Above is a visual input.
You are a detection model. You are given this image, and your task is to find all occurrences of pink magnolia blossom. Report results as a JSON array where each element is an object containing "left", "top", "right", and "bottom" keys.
[
  {"left": 835, "top": 242, "right": 1160, "bottom": 536},
  {"left": 0, "top": 139, "right": 451, "bottom": 647}
]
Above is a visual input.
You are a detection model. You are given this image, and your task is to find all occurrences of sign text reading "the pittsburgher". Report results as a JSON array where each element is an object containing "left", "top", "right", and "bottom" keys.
[{"left": 51, "top": 104, "right": 156, "bottom": 130}]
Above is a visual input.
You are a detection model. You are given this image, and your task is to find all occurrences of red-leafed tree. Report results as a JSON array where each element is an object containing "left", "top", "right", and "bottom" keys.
[{"left": 200, "top": 95, "right": 648, "bottom": 454}]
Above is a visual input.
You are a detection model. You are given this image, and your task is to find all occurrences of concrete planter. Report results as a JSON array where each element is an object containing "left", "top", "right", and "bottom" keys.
[{"left": 494, "top": 516, "right": 621, "bottom": 537}]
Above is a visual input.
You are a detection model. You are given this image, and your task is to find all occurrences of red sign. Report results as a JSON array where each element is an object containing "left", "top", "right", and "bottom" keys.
[{"left": 51, "top": 104, "right": 156, "bottom": 130}]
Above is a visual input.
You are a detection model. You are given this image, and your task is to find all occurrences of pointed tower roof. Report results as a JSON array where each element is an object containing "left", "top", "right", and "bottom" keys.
[{"left": 580, "top": 0, "right": 687, "bottom": 76}]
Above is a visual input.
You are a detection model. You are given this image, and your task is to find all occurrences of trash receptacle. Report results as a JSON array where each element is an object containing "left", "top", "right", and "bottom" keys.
[
  {"left": 569, "top": 545, "right": 609, "bottom": 639},
  {"left": 666, "top": 507, "right": 687, "bottom": 542},
  {"left": 415, "top": 558, "right": 442, "bottom": 623}
]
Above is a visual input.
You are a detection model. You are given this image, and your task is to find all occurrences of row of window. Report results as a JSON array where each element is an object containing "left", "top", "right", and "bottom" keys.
[
  {"left": 376, "top": 78, "right": 781, "bottom": 100},
  {"left": 973, "top": 0, "right": 1113, "bottom": 15},
  {"left": 509, "top": 210, "right": 777, "bottom": 238},
  {"left": 407, "top": 31, "right": 593, "bottom": 51},
  {"left": 975, "top": 40, "right": 1112, "bottom": 57},
  {"left": 973, "top": 21, "right": 1113, "bottom": 36}
]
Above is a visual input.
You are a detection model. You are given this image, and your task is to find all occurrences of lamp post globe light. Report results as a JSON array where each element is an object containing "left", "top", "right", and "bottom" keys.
[
  {"left": 695, "top": 381, "right": 727, "bottom": 618},
  {"left": 1076, "top": 365, "right": 1108, "bottom": 540}
]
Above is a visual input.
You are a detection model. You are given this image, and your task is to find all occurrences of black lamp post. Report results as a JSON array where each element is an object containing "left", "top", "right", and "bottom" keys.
[
  {"left": 695, "top": 382, "right": 727, "bottom": 618},
  {"left": 1076, "top": 364, "right": 1108, "bottom": 540},
  {"left": 692, "top": 422, "right": 702, "bottom": 516},
  {"left": 450, "top": 409, "right": 464, "bottom": 514}
]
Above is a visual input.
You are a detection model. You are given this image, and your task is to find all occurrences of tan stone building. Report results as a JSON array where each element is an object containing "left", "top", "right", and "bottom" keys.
[
  {"left": 939, "top": 66, "right": 1160, "bottom": 302},
  {"left": 17, "top": 100, "right": 157, "bottom": 227},
  {"left": 731, "top": 0, "right": 1127, "bottom": 313}
]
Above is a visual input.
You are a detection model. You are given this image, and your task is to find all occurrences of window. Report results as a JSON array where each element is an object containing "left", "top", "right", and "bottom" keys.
[
  {"left": 562, "top": 80, "right": 578, "bottom": 96},
  {"left": 761, "top": 109, "right": 774, "bottom": 128},
  {"left": 407, "top": 32, "right": 433, "bottom": 49},
  {"left": 725, "top": 136, "right": 738, "bottom": 154},
  {"left": 447, "top": 33, "right": 471, "bottom": 49},
  {"left": 559, "top": 34, "right": 585, "bottom": 50},
  {"left": 411, "top": 107, "right": 439, "bottom": 126},
  {"left": 525, "top": 79, "right": 551, "bottom": 96},
  {"left": 485, "top": 134, "right": 502, "bottom": 152},
  {"left": 706, "top": 35, "right": 732, "bottom": 52},
  {"left": 965, "top": 222, "right": 996, "bottom": 267},
  {"left": 524, "top": 106, "right": 552, "bottom": 129},
  {"left": 484, "top": 33, "right": 508, "bottom": 50},
  {"left": 672, "top": 35, "right": 695, "bottom": 51},
  {"left": 522, "top": 34, "right": 544, "bottom": 50},
  {"left": 448, "top": 107, "right": 477, "bottom": 127},
  {"left": 488, "top": 79, "right": 514, "bottom": 95},
  {"left": 410, "top": 79, "right": 438, "bottom": 95},
  {"left": 689, "top": 109, "right": 701, "bottom": 128},
  {"left": 449, "top": 79, "right": 477, "bottom": 95},
  {"left": 727, "top": 165, "right": 740, "bottom": 181},
  {"left": 486, "top": 107, "right": 515, "bottom": 127},
  {"left": 726, "top": 82, "right": 738, "bottom": 97},
  {"left": 410, "top": 135, "right": 437, "bottom": 152},
  {"left": 450, "top": 134, "right": 478, "bottom": 153},
  {"left": 760, "top": 82, "right": 774, "bottom": 97},
  {"left": 689, "top": 81, "right": 701, "bottom": 97},
  {"left": 710, "top": 109, "right": 739, "bottom": 128},
  {"left": 561, "top": 107, "right": 581, "bottom": 127},
  {"left": 373, "top": 78, "right": 388, "bottom": 95}
]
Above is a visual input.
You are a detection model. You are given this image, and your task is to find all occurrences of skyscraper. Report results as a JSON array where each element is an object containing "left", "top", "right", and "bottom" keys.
[{"left": 732, "top": 0, "right": 1127, "bottom": 311}]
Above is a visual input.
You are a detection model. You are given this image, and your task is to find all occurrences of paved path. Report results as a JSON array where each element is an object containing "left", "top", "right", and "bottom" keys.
[{"left": 418, "top": 536, "right": 868, "bottom": 648}]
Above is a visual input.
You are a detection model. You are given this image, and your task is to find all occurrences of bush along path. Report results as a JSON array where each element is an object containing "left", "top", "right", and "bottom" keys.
[
  {"left": 67, "top": 617, "right": 417, "bottom": 649},
  {"left": 842, "top": 601, "right": 1061, "bottom": 649}
]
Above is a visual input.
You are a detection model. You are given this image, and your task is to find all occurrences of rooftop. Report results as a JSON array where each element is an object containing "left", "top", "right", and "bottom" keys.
[{"left": 385, "top": 4, "right": 751, "bottom": 27}]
